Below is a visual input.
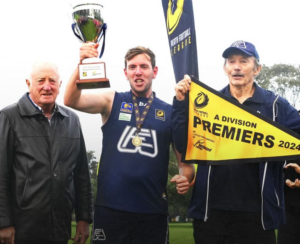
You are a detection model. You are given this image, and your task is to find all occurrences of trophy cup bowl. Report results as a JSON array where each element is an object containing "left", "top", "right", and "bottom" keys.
[{"left": 72, "top": 3, "right": 110, "bottom": 89}]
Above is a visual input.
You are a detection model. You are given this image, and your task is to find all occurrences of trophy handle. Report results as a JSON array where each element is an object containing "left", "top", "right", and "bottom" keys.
[
  {"left": 71, "top": 23, "right": 107, "bottom": 59},
  {"left": 71, "top": 23, "right": 85, "bottom": 42},
  {"left": 98, "top": 23, "right": 107, "bottom": 58}
]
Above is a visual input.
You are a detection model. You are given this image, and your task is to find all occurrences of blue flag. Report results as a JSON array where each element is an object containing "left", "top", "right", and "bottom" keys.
[{"left": 162, "top": 0, "right": 199, "bottom": 83}]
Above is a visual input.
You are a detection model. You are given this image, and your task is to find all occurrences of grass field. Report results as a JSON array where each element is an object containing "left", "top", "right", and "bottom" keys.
[
  {"left": 169, "top": 223, "right": 194, "bottom": 244},
  {"left": 68, "top": 222, "right": 194, "bottom": 244}
]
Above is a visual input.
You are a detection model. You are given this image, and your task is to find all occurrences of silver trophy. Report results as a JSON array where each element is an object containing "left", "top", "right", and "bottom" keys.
[{"left": 71, "top": 2, "right": 110, "bottom": 89}]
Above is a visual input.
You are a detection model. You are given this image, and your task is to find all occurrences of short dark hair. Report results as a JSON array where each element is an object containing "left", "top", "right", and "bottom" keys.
[{"left": 124, "top": 46, "right": 156, "bottom": 69}]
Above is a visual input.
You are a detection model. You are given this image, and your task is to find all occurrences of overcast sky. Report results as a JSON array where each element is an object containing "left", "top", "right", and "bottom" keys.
[{"left": 1, "top": 0, "right": 300, "bottom": 159}]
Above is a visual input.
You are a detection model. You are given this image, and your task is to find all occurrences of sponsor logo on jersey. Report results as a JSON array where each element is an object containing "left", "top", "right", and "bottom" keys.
[
  {"left": 117, "top": 126, "right": 158, "bottom": 158},
  {"left": 119, "top": 113, "right": 132, "bottom": 121},
  {"left": 93, "top": 229, "right": 106, "bottom": 241},
  {"left": 139, "top": 101, "right": 147, "bottom": 106},
  {"left": 155, "top": 109, "right": 166, "bottom": 121},
  {"left": 120, "top": 102, "right": 133, "bottom": 113}
]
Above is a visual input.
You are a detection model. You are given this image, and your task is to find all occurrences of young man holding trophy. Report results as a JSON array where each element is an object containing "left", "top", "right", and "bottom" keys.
[
  {"left": 64, "top": 43, "right": 194, "bottom": 243},
  {"left": 68, "top": 3, "right": 193, "bottom": 243}
]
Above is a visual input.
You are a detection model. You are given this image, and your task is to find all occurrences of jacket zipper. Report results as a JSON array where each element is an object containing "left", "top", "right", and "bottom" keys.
[
  {"left": 274, "top": 189, "right": 280, "bottom": 206},
  {"left": 261, "top": 162, "right": 268, "bottom": 230},
  {"left": 204, "top": 165, "right": 211, "bottom": 221},
  {"left": 261, "top": 95, "right": 279, "bottom": 230}
]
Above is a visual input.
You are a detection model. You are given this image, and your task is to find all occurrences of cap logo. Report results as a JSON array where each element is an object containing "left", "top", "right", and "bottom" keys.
[{"left": 231, "top": 40, "right": 246, "bottom": 49}]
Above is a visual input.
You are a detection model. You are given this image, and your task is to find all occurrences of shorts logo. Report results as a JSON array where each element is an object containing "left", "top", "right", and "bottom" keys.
[
  {"left": 155, "top": 109, "right": 165, "bottom": 121},
  {"left": 120, "top": 102, "right": 133, "bottom": 113},
  {"left": 93, "top": 229, "right": 106, "bottom": 241}
]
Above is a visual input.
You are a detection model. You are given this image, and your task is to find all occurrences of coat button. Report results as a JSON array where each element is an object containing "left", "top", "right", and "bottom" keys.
[{"left": 53, "top": 173, "right": 57, "bottom": 177}]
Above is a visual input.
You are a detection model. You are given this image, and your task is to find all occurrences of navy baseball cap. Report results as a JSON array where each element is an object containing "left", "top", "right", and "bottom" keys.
[{"left": 222, "top": 40, "right": 260, "bottom": 61}]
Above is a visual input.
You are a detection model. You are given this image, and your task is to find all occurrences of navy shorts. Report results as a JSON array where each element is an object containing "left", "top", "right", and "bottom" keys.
[
  {"left": 15, "top": 241, "right": 67, "bottom": 244},
  {"left": 278, "top": 208, "right": 300, "bottom": 244},
  {"left": 91, "top": 205, "right": 169, "bottom": 244},
  {"left": 193, "top": 209, "right": 276, "bottom": 244}
]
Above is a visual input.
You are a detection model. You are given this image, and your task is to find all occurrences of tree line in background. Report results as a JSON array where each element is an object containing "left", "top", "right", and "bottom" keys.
[
  {"left": 87, "top": 150, "right": 99, "bottom": 203},
  {"left": 85, "top": 63, "right": 300, "bottom": 221},
  {"left": 256, "top": 64, "right": 300, "bottom": 108}
]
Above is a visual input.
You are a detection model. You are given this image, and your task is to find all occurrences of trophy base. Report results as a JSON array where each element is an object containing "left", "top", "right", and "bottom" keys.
[
  {"left": 78, "top": 61, "right": 109, "bottom": 89},
  {"left": 76, "top": 79, "right": 110, "bottom": 89}
]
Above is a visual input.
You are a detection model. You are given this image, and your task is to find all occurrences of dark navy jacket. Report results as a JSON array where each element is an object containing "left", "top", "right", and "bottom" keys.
[{"left": 172, "top": 83, "right": 300, "bottom": 230}]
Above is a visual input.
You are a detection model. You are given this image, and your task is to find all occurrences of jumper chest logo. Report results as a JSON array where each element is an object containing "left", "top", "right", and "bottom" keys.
[
  {"left": 119, "top": 102, "right": 133, "bottom": 121},
  {"left": 93, "top": 229, "right": 106, "bottom": 241},
  {"left": 155, "top": 109, "right": 166, "bottom": 121},
  {"left": 117, "top": 126, "right": 158, "bottom": 158},
  {"left": 120, "top": 102, "right": 133, "bottom": 113}
]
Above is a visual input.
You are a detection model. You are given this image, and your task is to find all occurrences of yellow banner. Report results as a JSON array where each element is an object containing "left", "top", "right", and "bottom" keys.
[{"left": 184, "top": 77, "right": 300, "bottom": 165}]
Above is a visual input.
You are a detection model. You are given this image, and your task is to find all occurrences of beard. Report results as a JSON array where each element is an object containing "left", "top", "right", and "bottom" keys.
[{"left": 130, "top": 80, "right": 152, "bottom": 97}]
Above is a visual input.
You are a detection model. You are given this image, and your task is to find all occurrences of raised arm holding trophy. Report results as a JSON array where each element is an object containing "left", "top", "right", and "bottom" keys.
[
  {"left": 64, "top": 41, "right": 194, "bottom": 242},
  {"left": 71, "top": 2, "right": 110, "bottom": 89}
]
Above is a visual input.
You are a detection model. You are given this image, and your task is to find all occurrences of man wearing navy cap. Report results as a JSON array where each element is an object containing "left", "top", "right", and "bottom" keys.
[{"left": 171, "top": 40, "right": 300, "bottom": 244}]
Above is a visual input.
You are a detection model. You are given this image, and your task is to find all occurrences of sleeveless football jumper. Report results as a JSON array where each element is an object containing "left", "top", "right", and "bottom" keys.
[{"left": 95, "top": 91, "right": 172, "bottom": 215}]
